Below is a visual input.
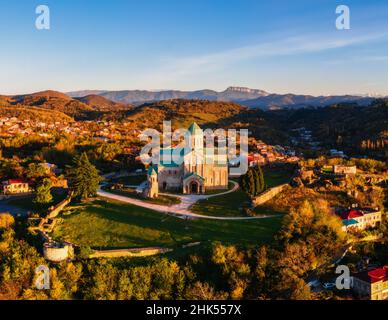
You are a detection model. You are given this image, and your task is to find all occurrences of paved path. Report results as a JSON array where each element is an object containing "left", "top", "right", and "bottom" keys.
[{"left": 97, "top": 180, "right": 281, "bottom": 221}]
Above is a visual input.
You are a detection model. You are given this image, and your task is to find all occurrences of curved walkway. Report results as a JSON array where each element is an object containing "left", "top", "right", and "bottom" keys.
[{"left": 97, "top": 180, "right": 281, "bottom": 221}]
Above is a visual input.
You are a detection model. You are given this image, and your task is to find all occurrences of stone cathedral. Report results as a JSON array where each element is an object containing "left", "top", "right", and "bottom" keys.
[{"left": 146, "top": 123, "right": 228, "bottom": 197}]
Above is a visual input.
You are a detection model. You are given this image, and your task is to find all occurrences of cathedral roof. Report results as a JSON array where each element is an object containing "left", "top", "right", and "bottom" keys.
[
  {"left": 147, "top": 165, "right": 158, "bottom": 176},
  {"left": 183, "top": 172, "right": 205, "bottom": 181},
  {"left": 159, "top": 148, "right": 190, "bottom": 167},
  {"left": 188, "top": 122, "right": 202, "bottom": 134}
]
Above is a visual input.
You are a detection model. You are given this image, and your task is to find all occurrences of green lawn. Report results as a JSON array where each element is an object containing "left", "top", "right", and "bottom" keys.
[
  {"left": 263, "top": 166, "right": 294, "bottom": 188},
  {"left": 104, "top": 187, "right": 181, "bottom": 206},
  {"left": 191, "top": 167, "right": 292, "bottom": 217},
  {"left": 191, "top": 187, "right": 251, "bottom": 217},
  {"left": 52, "top": 198, "right": 281, "bottom": 250}
]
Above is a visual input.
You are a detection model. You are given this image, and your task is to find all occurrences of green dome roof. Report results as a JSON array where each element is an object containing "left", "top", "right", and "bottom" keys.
[
  {"left": 188, "top": 122, "right": 202, "bottom": 134},
  {"left": 147, "top": 165, "right": 158, "bottom": 176}
]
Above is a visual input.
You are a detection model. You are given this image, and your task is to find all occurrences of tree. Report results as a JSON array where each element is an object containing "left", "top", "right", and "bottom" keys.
[
  {"left": 0, "top": 213, "right": 15, "bottom": 230},
  {"left": 184, "top": 281, "right": 228, "bottom": 300},
  {"left": 240, "top": 166, "right": 265, "bottom": 198},
  {"left": 33, "top": 178, "right": 53, "bottom": 206},
  {"left": 26, "top": 163, "right": 47, "bottom": 180},
  {"left": 254, "top": 165, "right": 265, "bottom": 194},
  {"left": 67, "top": 153, "right": 101, "bottom": 200},
  {"left": 211, "top": 243, "right": 251, "bottom": 299}
]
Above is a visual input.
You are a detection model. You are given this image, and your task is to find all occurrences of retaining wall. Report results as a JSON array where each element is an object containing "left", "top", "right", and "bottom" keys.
[
  {"left": 89, "top": 247, "right": 172, "bottom": 259},
  {"left": 251, "top": 184, "right": 288, "bottom": 207},
  {"left": 47, "top": 196, "right": 72, "bottom": 219}
]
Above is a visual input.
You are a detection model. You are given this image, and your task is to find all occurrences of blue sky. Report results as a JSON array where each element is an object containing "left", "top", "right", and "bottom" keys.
[{"left": 1, "top": 0, "right": 388, "bottom": 95}]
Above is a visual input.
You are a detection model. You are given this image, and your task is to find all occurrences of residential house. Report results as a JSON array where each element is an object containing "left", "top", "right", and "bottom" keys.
[
  {"left": 337, "top": 208, "right": 382, "bottom": 232},
  {"left": 1, "top": 180, "right": 30, "bottom": 195},
  {"left": 334, "top": 165, "right": 357, "bottom": 175},
  {"left": 352, "top": 266, "right": 388, "bottom": 300}
]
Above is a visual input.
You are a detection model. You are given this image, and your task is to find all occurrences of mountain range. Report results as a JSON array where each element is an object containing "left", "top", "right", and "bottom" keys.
[{"left": 67, "top": 86, "right": 377, "bottom": 110}]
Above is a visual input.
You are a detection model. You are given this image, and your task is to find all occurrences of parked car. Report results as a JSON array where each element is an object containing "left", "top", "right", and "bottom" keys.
[
  {"left": 323, "top": 283, "right": 336, "bottom": 290},
  {"left": 307, "top": 280, "right": 321, "bottom": 288}
]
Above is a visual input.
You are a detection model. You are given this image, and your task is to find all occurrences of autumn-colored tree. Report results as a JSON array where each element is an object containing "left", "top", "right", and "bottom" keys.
[{"left": 33, "top": 178, "right": 53, "bottom": 206}]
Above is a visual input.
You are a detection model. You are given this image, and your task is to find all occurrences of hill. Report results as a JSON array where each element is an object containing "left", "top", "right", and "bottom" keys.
[
  {"left": 0, "top": 105, "right": 73, "bottom": 123},
  {"left": 24, "top": 90, "right": 73, "bottom": 100},
  {"left": 4, "top": 90, "right": 131, "bottom": 119},
  {"left": 12, "top": 92, "right": 93, "bottom": 119},
  {"left": 75, "top": 94, "right": 132, "bottom": 111},
  {"left": 116, "top": 99, "right": 246, "bottom": 130},
  {"left": 67, "top": 86, "right": 374, "bottom": 109},
  {"left": 240, "top": 94, "right": 374, "bottom": 110},
  {"left": 68, "top": 87, "right": 269, "bottom": 105},
  {"left": 286, "top": 99, "right": 388, "bottom": 158}
]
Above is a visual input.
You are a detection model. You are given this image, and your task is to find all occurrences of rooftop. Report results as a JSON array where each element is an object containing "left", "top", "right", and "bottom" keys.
[
  {"left": 2, "top": 179, "right": 26, "bottom": 185},
  {"left": 353, "top": 266, "right": 388, "bottom": 284},
  {"left": 338, "top": 209, "right": 364, "bottom": 220},
  {"left": 188, "top": 122, "right": 202, "bottom": 134}
]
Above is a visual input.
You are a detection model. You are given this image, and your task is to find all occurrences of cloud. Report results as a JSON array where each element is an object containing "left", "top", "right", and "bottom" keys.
[
  {"left": 325, "top": 54, "right": 388, "bottom": 65},
  {"left": 138, "top": 31, "right": 388, "bottom": 85}
]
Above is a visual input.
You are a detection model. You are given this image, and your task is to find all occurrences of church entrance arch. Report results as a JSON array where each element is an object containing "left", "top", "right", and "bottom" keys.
[{"left": 190, "top": 181, "right": 198, "bottom": 194}]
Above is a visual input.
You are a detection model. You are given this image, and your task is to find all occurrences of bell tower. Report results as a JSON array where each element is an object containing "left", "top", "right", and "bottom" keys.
[
  {"left": 188, "top": 122, "right": 203, "bottom": 152},
  {"left": 146, "top": 166, "right": 159, "bottom": 198}
]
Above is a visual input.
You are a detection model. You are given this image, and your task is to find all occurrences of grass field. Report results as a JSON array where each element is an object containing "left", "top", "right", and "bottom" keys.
[
  {"left": 191, "top": 187, "right": 251, "bottom": 217},
  {"left": 191, "top": 167, "right": 293, "bottom": 217},
  {"left": 262, "top": 166, "right": 294, "bottom": 188},
  {"left": 52, "top": 198, "right": 281, "bottom": 250},
  {"left": 104, "top": 187, "right": 181, "bottom": 206}
]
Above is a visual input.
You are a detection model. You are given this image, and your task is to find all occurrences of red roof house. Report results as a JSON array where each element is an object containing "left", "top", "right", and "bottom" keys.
[{"left": 339, "top": 209, "right": 364, "bottom": 220}]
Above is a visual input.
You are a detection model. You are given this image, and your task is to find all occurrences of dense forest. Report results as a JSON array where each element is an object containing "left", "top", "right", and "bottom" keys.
[{"left": 285, "top": 99, "right": 388, "bottom": 158}]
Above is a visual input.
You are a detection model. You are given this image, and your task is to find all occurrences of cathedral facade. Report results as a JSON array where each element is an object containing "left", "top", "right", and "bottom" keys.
[{"left": 146, "top": 123, "right": 228, "bottom": 197}]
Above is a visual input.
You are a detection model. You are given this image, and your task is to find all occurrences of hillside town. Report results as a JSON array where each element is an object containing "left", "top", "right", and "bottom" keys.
[{"left": 1, "top": 106, "right": 387, "bottom": 301}]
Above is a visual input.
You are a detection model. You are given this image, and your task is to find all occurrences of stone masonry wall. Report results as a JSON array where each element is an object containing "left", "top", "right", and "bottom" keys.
[{"left": 251, "top": 184, "right": 288, "bottom": 207}]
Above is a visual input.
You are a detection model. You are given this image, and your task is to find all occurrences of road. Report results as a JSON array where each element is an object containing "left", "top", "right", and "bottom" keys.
[{"left": 97, "top": 180, "right": 282, "bottom": 221}]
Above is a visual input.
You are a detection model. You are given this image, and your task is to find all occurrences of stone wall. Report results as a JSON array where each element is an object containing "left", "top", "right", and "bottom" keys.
[
  {"left": 40, "top": 193, "right": 74, "bottom": 262},
  {"left": 251, "top": 184, "right": 288, "bottom": 207},
  {"left": 43, "top": 242, "right": 74, "bottom": 262},
  {"left": 47, "top": 195, "right": 72, "bottom": 219},
  {"left": 89, "top": 247, "right": 172, "bottom": 259}
]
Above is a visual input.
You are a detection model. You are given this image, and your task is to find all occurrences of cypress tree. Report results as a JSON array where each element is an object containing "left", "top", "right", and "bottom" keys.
[
  {"left": 253, "top": 166, "right": 261, "bottom": 196},
  {"left": 241, "top": 166, "right": 266, "bottom": 198},
  {"left": 257, "top": 165, "right": 265, "bottom": 193},
  {"left": 68, "top": 152, "right": 102, "bottom": 200}
]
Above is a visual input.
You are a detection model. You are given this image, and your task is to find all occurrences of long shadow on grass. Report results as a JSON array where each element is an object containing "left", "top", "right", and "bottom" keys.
[{"left": 72, "top": 199, "right": 282, "bottom": 249}]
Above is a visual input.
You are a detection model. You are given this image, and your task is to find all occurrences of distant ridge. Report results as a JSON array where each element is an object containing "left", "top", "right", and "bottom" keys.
[
  {"left": 67, "top": 87, "right": 374, "bottom": 110},
  {"left": 0, "top": 90, "right": 131, "bottom": 120},
  {"left": 67, "top": 87, "right": 269, "bottom": 105},
  {"left": 75, "top": 94, "right": 132, "bottom": 111}
]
